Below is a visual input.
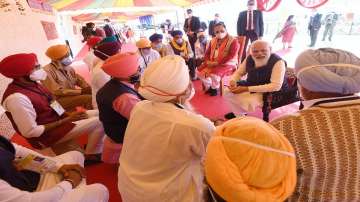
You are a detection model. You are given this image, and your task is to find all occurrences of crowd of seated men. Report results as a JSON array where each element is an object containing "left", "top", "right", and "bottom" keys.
[{"left": 1, "top": 20, "right": 360, "bottom": 201}]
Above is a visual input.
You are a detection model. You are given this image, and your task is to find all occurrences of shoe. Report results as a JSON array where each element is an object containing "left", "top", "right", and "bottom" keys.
[
  {"left": 209, "top": 88, "right": 218, "bottom": 96},
  {"left": 224, "top": 112, "right": 236, "bottom": 120},
  {"left": 84, "top": 153, "right": 102, "bottom": 166},
  {"left": 205, "top": 88, "right": 211, "bottom": 94}
]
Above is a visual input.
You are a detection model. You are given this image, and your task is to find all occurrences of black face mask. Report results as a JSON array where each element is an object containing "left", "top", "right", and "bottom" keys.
[{"left": 129, "top": 74, "right": 140, "bottom": 84}]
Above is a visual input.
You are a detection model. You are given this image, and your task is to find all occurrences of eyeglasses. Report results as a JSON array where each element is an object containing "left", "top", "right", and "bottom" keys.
[{"left": 214, "top": 30, "right": 226, "bottom": 34}]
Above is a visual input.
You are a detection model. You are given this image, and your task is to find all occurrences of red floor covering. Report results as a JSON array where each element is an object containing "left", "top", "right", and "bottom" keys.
[{"left": 10, "top": 43, "right": 300, "bottom": 202}]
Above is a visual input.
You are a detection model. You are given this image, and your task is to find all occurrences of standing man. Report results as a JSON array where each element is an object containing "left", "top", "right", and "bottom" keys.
[
  {"left": 208, "top": 13, "right": 222, "bottom": 38},
  {"left": 308, "top": 9, "right": 322, "bottom": 47},
  {"left": 237, "top": 0, "right": 264, "bottom": 62},
  {"left": 183, "top": 9, "right": 201, "bottom": 55},
  {"left": 322, "top": 12, "right": 338, "bottom": 42}
]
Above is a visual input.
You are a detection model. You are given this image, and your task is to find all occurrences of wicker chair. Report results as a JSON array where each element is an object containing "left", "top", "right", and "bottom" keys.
[{"left": 262, "top": 68, "right": 301, "bottom": 122}]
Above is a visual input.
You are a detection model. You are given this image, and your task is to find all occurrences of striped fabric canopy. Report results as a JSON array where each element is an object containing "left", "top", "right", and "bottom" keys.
[
  {"left": 44, "top": 0, "right": 202, "bottom": 11},
  {"left": 72, "top": 11, "right": 158, "bottom": 21}
]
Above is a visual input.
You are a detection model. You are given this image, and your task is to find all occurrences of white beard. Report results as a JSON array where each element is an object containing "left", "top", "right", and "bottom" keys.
[{"left": 253, "top": 57, "right": 270, "bottom": 67}]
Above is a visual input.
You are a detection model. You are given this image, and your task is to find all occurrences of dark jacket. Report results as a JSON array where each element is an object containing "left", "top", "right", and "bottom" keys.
[
  {"left": 308, "top": 13, "right": 322, "bottom": 30},
  {"left": 184, "top": 16, "right": 201, "bottom": 33},
  {"left": 236, "top": 10, "right": 264, "bottom": 37}
]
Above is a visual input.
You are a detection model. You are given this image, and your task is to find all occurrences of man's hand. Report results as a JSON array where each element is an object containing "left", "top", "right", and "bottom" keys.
[
  {"left": 81, "top": 87, "right": 92, "bottom": 95},
  {"left": 63, "top": 170, "right": 83, "bottom": 188},
  {"left": 206, "top": 61, "right": 218, "bottom": 67},
  {"left": 182, "top": 55, "right": 190, "bottom": 61},
  {"left": 229, "top": 80, "right": 237, "bottom": 88},
  {"left": 58, "top": 164, "right": 86, "bottom": 178},
  {"left": 229, "top": 86, "right": 248, "bottom": 94},
  {"left": 67, "top": 111, "right": 88, "bottom": 122}
]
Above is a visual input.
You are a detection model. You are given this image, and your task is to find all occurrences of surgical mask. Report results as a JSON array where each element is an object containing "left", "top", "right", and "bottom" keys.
[
  {"left": 29, "top": 68, "right": 47, "bottom": 81},
  {"left": 141, "top": 49, "right": 151, "bottom": 56},
  {"left": 153, "top": 43, "right": 162, "bottom": 50},
  {"left": 60, "top": 56, "right": 72, "bottom": 66},
  {"left": 248, "top": 5, "right": 255, "bottom": 10},
  {"left": 216, "top": 32, "right": 227, "bottom": 39},
  {"left": 199, "top": 37, "right": 206, "bottom": 43},
  {"left": 176, "top": 39, "right": 183, "bottom": 44}
]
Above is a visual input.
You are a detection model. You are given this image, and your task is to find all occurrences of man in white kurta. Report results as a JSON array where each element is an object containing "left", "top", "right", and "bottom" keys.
[
  {"left": 0, "top": 139, "right": 109, "bottom": 202},
  {"left": 118, "top": 55, "right": 215, "bottom": 202},
  {"left": 224, "top": 40, "right": 286, "bottom": 117}
]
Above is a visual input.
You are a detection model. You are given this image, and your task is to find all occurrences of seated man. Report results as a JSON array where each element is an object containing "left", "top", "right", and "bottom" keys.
[
  {"left": 205, "top": 117, "right": 296, "bottom": 201},
  {"left": 198, "top": 22, "right": 239, "bottom": 96},
  {"left": 118, "top": 56, "right": 215, "bottom": 201},
  {"left": 224, "top": 40, "right": 286, "bottom": 118},
  {"left": 271, "top": 48, "right": 360, "bottom": 201},
  {"left": 164, "top": 30, "right": 196, "bottom": 80},
  {"left": 43, "top": 45, "right": 92, "bottom": 111},
  {"left": 0, "top": 53, "right": 104, "bottom": 164},
  {"left": 149, "top": 33, "right": 166, "bottom": 57},
  {"left": 194, "top": 31, "right": 209, "bottom": 68},
  {"left": 91, "top": 41, "right": 121, "bottom": 109},
  {"left": 0, "top": 135, "right": 109, "bottom": 202},
  {"left": 96, "top": 53, "right": 143, "bottom": 162},
  {"left": 136, "top": 38, "right": 160, "bottom": 73}
]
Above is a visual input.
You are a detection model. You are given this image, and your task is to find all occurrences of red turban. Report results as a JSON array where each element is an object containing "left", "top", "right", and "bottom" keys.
[
  {"left": 87, "top": 36, "right": 102, "bottom": 48},
  {"left": 0, "top": 53, "right": 38, "bottom": 78},
  {"left": 102, "top": 52, "right": 139, "bottom": 78}
]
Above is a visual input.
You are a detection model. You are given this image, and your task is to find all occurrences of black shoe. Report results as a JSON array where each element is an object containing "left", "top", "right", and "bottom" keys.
[
  {"left": 224, "top": 112, "right": 236, "bottom": 120},
  {"left": 209, "top": 88, "right": 218, "bottom": 96},
  {"left": 84, "top": 153, "right": 102, "bottom": 166}
]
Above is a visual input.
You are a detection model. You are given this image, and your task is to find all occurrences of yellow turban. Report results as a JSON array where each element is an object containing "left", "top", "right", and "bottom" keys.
[
  {"left": 46, "top": 44, "right": 69, "bottom": 60},
  {"left": 205, "top": 117, "right": 296, "bottom": 202}
]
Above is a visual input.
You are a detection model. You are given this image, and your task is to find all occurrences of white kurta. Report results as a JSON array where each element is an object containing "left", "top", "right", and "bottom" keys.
[
  {"left": 118, "top": 101, "right": 215, "bottom": 202},
  {"left": 138, "top": 49, "right": 160, "bottom": 73},
  {"left": 0, "top": 145, "right": 109, "bottom": 202},
  {"left": 90, "top": 61, "right": 110, "bottom": 109},
  {"left": 224, "top": 58, "right": 286, "bottom": 115}
]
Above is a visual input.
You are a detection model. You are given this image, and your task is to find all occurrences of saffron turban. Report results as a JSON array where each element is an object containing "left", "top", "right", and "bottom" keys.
[
  {"left": 138, "top": 55, "right": 189, "bottom": 102},
  {"left": 136, "top": 38, "right": 151, "bottom": 49},
  {"left": 171, "top": 30, "right": 183, "bottom": 37},
  {"left": 149, "top": 33, "right": 163, "bottom": 42},
  {"left": 94, "top": 41, "right": 121, "bottom": 61},
  {"left": 46, "top": 45, "right": 69, "bottom": 61},
  {"left": 102, "top": 52, "right": 139, "bottom": 78},
  {"left": 0, "top": 53, "right": 38, "bottom": 78},
  {"left": 87, "top": 36, "right": 102, "bottom": 48},
  {"left": 205, "top": 117, "right": 297, "bottom": 202},
  {"left": 295, "top": 48, "right": 360, "bottom": 94}
]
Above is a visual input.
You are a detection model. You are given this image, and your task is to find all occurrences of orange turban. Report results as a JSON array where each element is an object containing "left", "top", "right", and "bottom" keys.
[
  {"left": 205, "top": 117, "right": 296, "bottom": 202},
  {"left": 102, "top": 52, "right": 139, "bottom": 78},
  {"left": 136, "top": 38, "right": 151, "bottom": 49},
  {"left": 0, "top": 53, "right": 38, "bottom": 78},
  {"left": 46, "top": 44, "right": 69, "bottom": 60}
]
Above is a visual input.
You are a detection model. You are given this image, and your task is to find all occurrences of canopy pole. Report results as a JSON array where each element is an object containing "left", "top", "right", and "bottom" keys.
[{"left": 176, "top": 10, "right": 180, "bottom": 29}]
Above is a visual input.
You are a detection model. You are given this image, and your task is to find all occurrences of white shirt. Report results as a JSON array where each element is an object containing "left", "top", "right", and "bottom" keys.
[
  {"left": 118, "top": 101, "right": 215, "bottom": 202},
  {"left": 3, "top": 93, "right": 46, "bottom": 138},
  {"left": 138, "top": 49, "right": 160, "bottom": 73},
  {"left": 90, "top": 61, "right": 110, "bottom": 109},
  {"left": 231, "top": 57, "right": 286, "bottom": 93},
  {"left": 0, "top": 143, "right": 73, "bottom": 202}
]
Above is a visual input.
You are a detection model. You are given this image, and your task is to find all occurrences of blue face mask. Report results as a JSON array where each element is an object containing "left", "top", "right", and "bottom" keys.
[{"left": 60, "top": 56, "right": 72, "bottom": 66}]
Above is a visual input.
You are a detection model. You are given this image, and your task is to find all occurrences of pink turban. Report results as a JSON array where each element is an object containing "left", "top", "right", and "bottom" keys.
[{"left": 102, "top": 52, "right": 139, "bottom": 78}]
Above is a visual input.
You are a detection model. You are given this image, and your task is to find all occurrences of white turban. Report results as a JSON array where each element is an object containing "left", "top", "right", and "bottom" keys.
[
  {"left": 295, "top": 48, "right": 360, "bottom": 94},
  {"left": 138, "top": 55, "right": 190, "bottom": 102}
]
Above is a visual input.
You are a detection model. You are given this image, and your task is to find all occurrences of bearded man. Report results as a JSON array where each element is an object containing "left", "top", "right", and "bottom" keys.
[{"left": 224, "top": 40, "right": 287, "bottom": 118}]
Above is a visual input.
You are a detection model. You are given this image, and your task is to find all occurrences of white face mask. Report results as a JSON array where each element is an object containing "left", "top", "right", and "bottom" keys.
[
  {"left": 176, "top": 39, "right": 183, "bottom": 44},
  {"left": 60, "top": 56, "right": 72, "bottom": 67},
  {"left": 141, "top": 49, "right": 151, "bottom": 56},
  {"left": 216, "top": 32, "right": 227, "bottom": 39},
  {"left": 154, "top": 43, "right": 162, "bottom": 50},
  {"left": 29, "top": 69, "right": 47, "bottom": 81}
]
